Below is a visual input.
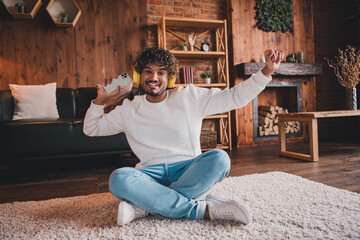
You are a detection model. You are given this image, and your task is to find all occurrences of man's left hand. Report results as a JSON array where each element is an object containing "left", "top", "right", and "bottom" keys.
[{"left": 261, "top": 49, "right": 284, "bottom": 78}]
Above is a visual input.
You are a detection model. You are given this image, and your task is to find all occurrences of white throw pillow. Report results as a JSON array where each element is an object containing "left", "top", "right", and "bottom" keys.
[{"left": 9, "top": 83, "right": 59, "bottom": 120}]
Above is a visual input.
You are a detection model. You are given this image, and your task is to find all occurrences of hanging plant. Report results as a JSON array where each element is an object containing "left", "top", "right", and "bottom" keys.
[{"left": 254, "top": 0, "right": 294, "bottom": 33}]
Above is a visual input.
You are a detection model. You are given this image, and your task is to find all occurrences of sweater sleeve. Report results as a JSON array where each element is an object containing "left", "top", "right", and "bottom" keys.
[
  {"left": 190, "top": 70, "right": 272, "bottom": 117},
  {"left": 83, "top": 101, "right": 125, "bottom": 136}
]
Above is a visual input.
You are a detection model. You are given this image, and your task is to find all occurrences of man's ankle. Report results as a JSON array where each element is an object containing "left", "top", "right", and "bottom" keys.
[{"left": 204, "top": 205, "right": 210, "bottom": 220}]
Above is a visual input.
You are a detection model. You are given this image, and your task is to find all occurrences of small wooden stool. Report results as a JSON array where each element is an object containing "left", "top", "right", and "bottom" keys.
[{"left": 276, "top": 110, "right": 360, "bottom": 162}]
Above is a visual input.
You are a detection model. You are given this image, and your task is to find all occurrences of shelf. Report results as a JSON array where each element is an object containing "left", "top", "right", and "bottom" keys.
[
  {"left": 237, "top": 62, "right": 323, "bottom": 76},
  {"left": 2, "top": 0, "right": 42, "bottom": 19},
  {"left": 171, "top": 51, "right": 225, "bottom": 58},
  {"left": 202, "top": 144, "right": 230, "bottom": 151},
  {"left": 159, "top": 16, "right": 225, "bottom": 29},
  {"left": 46, "top": 0, "right": 81, "bottom": 28},
  {"left": 176, "top": 83, "right": 227, "bottom": 88},
  {"left": 204, "top": 114, "right": 228, "bottom": 119}
]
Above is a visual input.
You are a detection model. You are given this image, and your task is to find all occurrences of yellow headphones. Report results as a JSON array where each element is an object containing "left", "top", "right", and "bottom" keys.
[{"left": 132, "top": 68, "right": 176, "bottom": 89}]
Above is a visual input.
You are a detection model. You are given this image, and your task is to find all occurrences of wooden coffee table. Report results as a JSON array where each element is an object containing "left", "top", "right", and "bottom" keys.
[{"left": 276, "top": 110, "right": 360, "bottom": 161}]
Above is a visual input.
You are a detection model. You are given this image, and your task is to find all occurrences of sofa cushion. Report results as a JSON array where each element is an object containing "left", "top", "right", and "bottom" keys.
[
  {"left": 56, "top": 88, "right": 76, "bottom": 119},
  {"left": 9, "top": 83, "right": 59, "bottom": 120},
  {"left": 0, "top": 90, "right": 14, "bottom": 124},
  {"left": 75, "top": 88, "right": 97, "bottom": 118},
  {"left": 0, "top": 89, "right": 77, "bottom": 123},
  {"left": 0, "top": 119, "right": 74, "bottom": 160}
]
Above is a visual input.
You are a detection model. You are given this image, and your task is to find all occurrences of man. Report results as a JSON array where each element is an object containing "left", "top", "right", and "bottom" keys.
[{"left": 84, "top": 47, "right": 283, "bottom": 226}]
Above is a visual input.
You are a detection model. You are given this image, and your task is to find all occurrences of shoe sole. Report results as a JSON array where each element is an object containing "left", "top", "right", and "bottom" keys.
[{"left": 206, "top": 194, "right": 252, "bottom": 224}]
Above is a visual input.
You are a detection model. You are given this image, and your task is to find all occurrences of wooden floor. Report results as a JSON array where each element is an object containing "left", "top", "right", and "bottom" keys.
[{"left": 0, "top": 141, "right": 359, "bottom": 204}]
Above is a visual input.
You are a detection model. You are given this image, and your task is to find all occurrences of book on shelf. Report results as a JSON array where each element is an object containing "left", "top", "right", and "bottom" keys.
[{"left": 179, "top": 67, "right": 193, "bottom": 84}]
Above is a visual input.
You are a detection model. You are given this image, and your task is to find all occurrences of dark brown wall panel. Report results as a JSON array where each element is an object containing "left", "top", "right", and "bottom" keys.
[{"left": 313, "top": 0, "right": 359, "bottom": 141}]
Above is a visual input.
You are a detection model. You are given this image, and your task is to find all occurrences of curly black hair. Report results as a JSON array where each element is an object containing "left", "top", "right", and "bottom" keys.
[{"left": 133, "top": 47, "right": 178, "bottom": 77}]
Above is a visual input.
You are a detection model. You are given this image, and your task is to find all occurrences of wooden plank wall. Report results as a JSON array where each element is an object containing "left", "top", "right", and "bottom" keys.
[
  {"left": 230, "top": 0, "right": 314, "bottom": 65},
  {"left": 0, "top": 0, "right": 147, "bottom": 90},
  {"left": 228, "top": 0, "right": 316, "bottom": 147},
  {"left": 313, "top": 0, "right": 359, "bottom": 142}
]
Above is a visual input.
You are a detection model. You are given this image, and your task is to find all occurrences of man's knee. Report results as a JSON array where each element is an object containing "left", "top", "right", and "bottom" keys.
[
  {"left": 109, "top": 167, "right": 138, "bottom": 197},
  {"left": 207, "top": 149, "right": 231, "bottom": 172}
]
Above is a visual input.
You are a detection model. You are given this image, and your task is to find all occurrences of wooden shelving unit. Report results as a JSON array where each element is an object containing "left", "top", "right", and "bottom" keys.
[
  {"left": 1, "top": 0, "right": 42, "bottom": 19},
  {"left": 157, "top": 16, "right": 232, "bottom": 151},
  {"left": 46, "top": 0, "right": 81, "bottom": 28},
  {"left": 167, "top": 51, "right": 226, "bottom": 58}
]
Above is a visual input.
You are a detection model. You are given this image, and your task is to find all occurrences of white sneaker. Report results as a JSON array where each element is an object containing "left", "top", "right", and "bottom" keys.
[
  {"left": 205, "top": 194, "right": 252, "bottom": 224},
  {"left": 117, "top": 201, "right": 149, "bottom": 226}
]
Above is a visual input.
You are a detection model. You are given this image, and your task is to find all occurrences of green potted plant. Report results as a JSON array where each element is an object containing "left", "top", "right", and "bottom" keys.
[
  {"left": 200, "top": 71, "right": 213, "bottom": 84},
  {"left": 15, "top": 2, "right": 25, "bottom": 13},
  {"left": 59, "top": 11, "right": 68, "bottom": 23},
  {"left": 180, "top": 42, "right": 187, "bottom": 51}
]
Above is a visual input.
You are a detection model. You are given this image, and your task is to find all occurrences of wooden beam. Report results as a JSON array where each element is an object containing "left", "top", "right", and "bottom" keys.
[
  {"left": 309, "top": 118, "right": 319, "bottom": 162},
  {"left": 277, "top": 110, "right": 360, "bottom": 120},
  {"left": 280, "top": 151, "right": 313, "bottom": 162},
  {"left": 278, "top": 120, "right": 286, "bottom": 152},
  {"left": 237, "top": 62, "right": 323, "bottom": 76}
]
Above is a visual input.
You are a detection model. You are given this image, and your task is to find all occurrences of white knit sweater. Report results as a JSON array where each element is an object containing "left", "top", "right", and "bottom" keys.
[{"left": 83, "top": 70, "right": 271, "bottom": 167}]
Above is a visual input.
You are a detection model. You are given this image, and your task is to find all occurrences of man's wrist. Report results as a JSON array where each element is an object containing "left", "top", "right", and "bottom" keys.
[
  {"left": 261, "top": 66, "right": 275, "bottom": 78},
  {"left": 93, "top": 97, "right": 107, "bottom": 105}
]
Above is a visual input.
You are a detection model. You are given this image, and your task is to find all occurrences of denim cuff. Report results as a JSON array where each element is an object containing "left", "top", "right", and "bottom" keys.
[{"left": 194, "top": 199, "right": 207, "bottom": 220}]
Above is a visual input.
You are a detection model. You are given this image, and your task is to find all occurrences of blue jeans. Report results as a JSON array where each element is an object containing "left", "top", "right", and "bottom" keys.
[{"left": 109, "top": 149, "right": 230, "bottom": 220}]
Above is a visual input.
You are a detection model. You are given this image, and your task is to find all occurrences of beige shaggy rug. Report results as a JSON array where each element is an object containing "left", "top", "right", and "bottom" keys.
[{"left": 0, "top": 172, "right": 359, "bottom": 240}]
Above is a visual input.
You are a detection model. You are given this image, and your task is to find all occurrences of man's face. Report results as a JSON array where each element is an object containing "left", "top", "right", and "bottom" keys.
[{"left": 140, "top": 63, "right": 168, "bottom": 102}]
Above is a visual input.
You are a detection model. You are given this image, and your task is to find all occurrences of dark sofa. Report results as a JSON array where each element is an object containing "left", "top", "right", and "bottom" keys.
[{"left": 0, "top": 88, "right": 131, "bottom": 162}]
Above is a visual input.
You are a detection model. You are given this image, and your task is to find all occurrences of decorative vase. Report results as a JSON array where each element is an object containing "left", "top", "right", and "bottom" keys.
[
  {"left": 345, "top": 87, "right": 357, "bottom": 110},
  {"left": 182, "top": 46, "right": 188, "bottom": 51},
  {"left": 297, "top": 51, "right": 304, "bottom": 63},
  {"left": 61, "top": 16, "right": 68, "bottom": 23},
  {"left": 17, "top": 5, "right": 25, "bottom": 13},
  {"left": 205, "top": 78, "right": 211, "bottom": 84},
  {"left": 260, "top": 55, "right": 265, "bottom": 63}
]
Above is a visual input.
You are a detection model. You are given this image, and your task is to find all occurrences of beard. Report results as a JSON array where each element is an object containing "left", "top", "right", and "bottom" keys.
[{"left": 145, "top": 88, "right": 167, "bottom": 97}]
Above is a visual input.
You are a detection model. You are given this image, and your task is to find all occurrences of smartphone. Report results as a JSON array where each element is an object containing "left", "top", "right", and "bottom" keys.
[{"left": 103, "top": 73, "right": 132, "bottom": 93}]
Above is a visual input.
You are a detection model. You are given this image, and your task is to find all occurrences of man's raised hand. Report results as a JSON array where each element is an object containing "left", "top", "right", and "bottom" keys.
[
  {"left": 261, "top": 49, "right": 284, "bottom": 78},
  {"left": 94, "top": 76, "right": 132, "bottom": 106}
]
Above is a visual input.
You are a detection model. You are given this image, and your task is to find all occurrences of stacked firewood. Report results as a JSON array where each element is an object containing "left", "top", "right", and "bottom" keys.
[{"left": 258, "top": 106, "right": 300, "bottom": 136}]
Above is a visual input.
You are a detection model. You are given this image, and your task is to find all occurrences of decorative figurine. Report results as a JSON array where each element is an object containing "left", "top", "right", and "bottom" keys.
[
  {"left": 188, "top": 33, "right": 196, "bottom": 51},
  {"left": 286, "top": 53, "right": 297, "bottom": 63},
  {"left": 260, "top": 54, "right": 266, "bottom": 63}
]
